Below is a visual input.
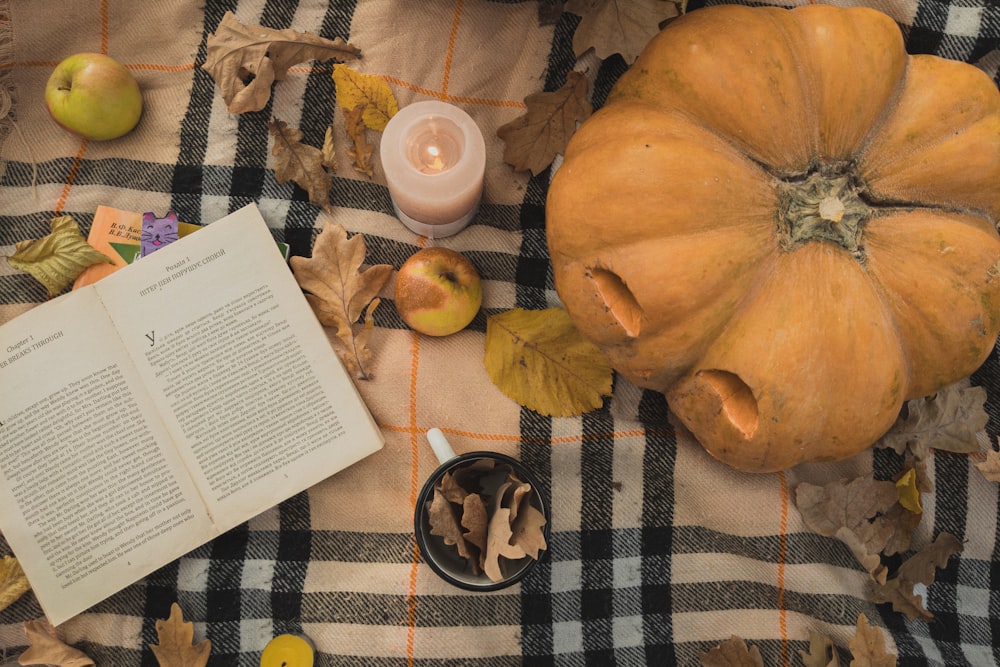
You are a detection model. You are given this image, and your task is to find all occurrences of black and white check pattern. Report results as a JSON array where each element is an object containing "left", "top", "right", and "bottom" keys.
[{"left": 2, "top": 1, "right": 999, "bottom": 665}]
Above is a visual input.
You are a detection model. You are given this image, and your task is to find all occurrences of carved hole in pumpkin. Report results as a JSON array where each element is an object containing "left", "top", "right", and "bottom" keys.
[
  {"left": 698, "top": 370, "right": 759, "bottom": 440},
  {"left": 588, "top": 267, "right": 642, "bottom": 338}
]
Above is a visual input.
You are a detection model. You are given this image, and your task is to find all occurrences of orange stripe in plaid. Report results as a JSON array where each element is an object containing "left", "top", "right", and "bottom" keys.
[
  {"left": 100, "top": 0, "right": 109, "bottom": 54},
  {"left": 405, "top": 329, "right": 422, "bottom": 664},
  {"left": 53, "top": 140, "right": 88, "bottom": 214},
  {"left": 439, "top": 0, "right": 465, "bottom": 98},
  {"left": 777, "top": 470, "right": 790, "bottom": 667}
]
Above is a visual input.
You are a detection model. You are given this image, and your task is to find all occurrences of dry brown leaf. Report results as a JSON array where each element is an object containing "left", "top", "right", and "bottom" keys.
[
  {"left": 430, "top": 459, "right": 546, "bottom": 582},
  {"left": 290, "top": 222, "right": 392, "bottom": 379},
  {"left": 269, "top": 119, "right": 334, "bottom": 213},
  {"left": 975, "top": 443, "right": 1000, "bottom": 482},
  {"left": 484, "top": 307, "right": 612, "bottom": 417},
  {"left": 699, "top": 636, "right": 764, "bottom": 667},
  {"left": 332, "top": 65, "right": 398, "bottom": 131},
  {"left": 439, "top": 470, "right": 471, "bottom": 505},
  {"left": 0, "top": 555, "right": 30, "bottom": 614},
  {"left": 149, "top": 603, "right": 211, "bottom": 667},
  {"left": 894, "top": 468, "right": 922, "bottom": 514},
  {"left": 461, "top": 493, "right": 489, "bottom": 553},
  {"left": 870, "top": 533, "right": 963, "bottom": 622},
  {"left": 483, "top": 507, "right": 528, "bottom": 583},
  {"left": 497, "top": 71, "right": 592, "bottom": 176},
  {"left": 321, "top": 125, "right": 337, "bottom": 169},
  {"left": 795, "top": 476, "right": 899, "bottom": 538},
  {"left": 849, "top": 614, "right": 897, "bottom": 667},
  {"left": 799, "top": 630, "right": 840, "bottom": 667},
  {"left": 6, "top": 215, "right": 113, "bottom": 298},
  {"left": 203, "top": 11, "right": 361, "bottom": 114},
  {"left": 510, "top": 499, "right": 548, "bottom": 560},
  {"left": 565, "top": 0, "right": 683, "bottom": 63},
  {"left": 344, "top": 103, "right": 375, "bottom": 178},
  {"left": 427, "top": 487, "right": 475, "bottom": 561},
  {"left": 877, "top": 384, "right": 988, "bottom": 459},
  {"left": 20, "top": 619, "right": 94, "bottom": 667}
]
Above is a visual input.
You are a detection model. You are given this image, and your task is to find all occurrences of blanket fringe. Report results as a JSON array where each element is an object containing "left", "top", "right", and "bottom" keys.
[{"left": 0, "top": 1, "right": 38, "bottom": 196}]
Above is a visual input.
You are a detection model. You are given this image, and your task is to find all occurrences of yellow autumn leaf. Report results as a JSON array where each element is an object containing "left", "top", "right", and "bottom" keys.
[
  {"left": 6, "top": 215, "right": 113, "bottom": 298},
  {"left": 896, "top": 467, "right": 923, "bottom": 514},
  {"left": 0, "top": 555, "right": 30, "bottom": 613},
  {"left": 484, "top": 307, "right": 613, "bottom": 417},
  {"left": 332, "top": 64, "right": 398, "bottom": 131}
]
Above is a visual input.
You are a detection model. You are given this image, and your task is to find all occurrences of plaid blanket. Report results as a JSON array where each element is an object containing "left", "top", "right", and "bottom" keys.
[{"left": 1, "top": 0, "right": 998, "bottom": 665}]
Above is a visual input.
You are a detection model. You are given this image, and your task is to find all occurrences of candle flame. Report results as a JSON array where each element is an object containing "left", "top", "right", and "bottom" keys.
[{"left": 422, "top": 145, "right": 446, "bottom": 173}]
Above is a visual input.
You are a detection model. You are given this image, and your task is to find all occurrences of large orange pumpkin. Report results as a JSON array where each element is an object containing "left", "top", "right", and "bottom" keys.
[{"left": 546, "top": 4, "right": 1000, "bottom": 472}]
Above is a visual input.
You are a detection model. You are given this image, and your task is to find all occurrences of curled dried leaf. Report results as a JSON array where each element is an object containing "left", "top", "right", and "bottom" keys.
[
  {"left": 344, "top": 103, "right": 375, "bottom": 178},
  {"left": 203, "top": 11, "right": 361, "bottom": 114},
  {"left": 20, "top": 619, "right": 95, "bottom": 667},
  {"left": 269, "top": 119, "right": 334, "bottom": 212},
  {"left": 7, "top": 216, "right": 113, "bottom": 298}
]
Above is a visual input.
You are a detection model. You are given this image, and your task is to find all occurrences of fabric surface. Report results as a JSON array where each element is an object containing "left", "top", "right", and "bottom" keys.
[{"left": 1, "top": 0, "right": 999, "bottom": 665}]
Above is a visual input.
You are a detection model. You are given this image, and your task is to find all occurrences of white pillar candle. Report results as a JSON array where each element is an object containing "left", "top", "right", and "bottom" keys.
[{"left": 380, "top": 100, "right": 486, "bottom": 238}]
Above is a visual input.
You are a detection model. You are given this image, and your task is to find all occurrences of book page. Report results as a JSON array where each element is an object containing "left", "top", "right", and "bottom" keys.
[
  {"left": 0, "top": 287, "right": 214, "bottom": 625},
  {"left": 96, "top": 204, "right": 383, "bottom": 533}
]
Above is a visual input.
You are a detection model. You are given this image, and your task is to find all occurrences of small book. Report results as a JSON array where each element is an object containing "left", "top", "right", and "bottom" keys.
[
  {"left": 0, "top": 203, "right": 383, "bottom": 625},
  {"left": 73, "top": 206, "right": 289, "bottom": 290}
]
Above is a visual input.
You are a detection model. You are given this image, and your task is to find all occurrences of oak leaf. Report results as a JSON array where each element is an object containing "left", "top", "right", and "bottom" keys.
[
  {"left": 344, "top": 103, "right": 375, "bottom": 178},
  {"left": 870, "top": 532, "right": 963, "bottom": 622},
  {"left": 333, "top": 65, "right": 398, "bottom": 131},
  {"left": 461, "top": 493, "right": 489, "bottom": 553},
  {"left": 484, "top": 307, "right": 612, "bottom": 417},
  {"left": 6, "top": 215, "right": 113, "bottom": 298},
  {"left": 20, "top": 619, "right": 94, "bottom": 667},
  {"left": 290, "top": 222, "right": 392, "bottom": 379},
  {"left": 428, "top": 487, "right": 476, "bottom": 561},
  {"left": 203, "top": 11, "right": 361, "bottom": 114},
  {"left": 699, "top": 636, "right": 764, "bottom": 667},
  {"left": 321, "top": 125, "right": 337, "bottom": 169},
  {"left": 269, "top": 119, "right": 334, "bottom": 212},
  {"left": 849, "top": 614, "right": 897, "bottom": 667},
  {"left": 497, "top": 70, "right": 592, "bottom": 176},
  {"left": 483, "top": 507, "right": 528, "bottom": 583},
  {"left": 877, "top": 384, "right": 988, "bottom": 459},
  {"left": 565, "top": 0, "right": 683, "bottom": 63},
  {"left": 975, "top": 445, "right": 1000, "bottom": 482},
  {"left": 799, "top": 630, "right": 840, "bottom": 667},
  {"left": 794, "top": 476, "right": 901, "bottom": 579},
  {"left": 149, "top": 603, "right": 211, "bottom": 667},
  {"left": 894, "top": 468, "right": 922, "bottom": 514},
  {"left": 0, "top": 555, "right": 30, "bottom": 614}
]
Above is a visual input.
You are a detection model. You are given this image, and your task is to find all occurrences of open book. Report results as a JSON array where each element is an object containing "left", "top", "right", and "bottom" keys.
[{"left": 0, "top": 204, "right": 384, "bottom": 625}]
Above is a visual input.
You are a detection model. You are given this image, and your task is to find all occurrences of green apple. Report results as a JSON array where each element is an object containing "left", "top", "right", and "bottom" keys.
[
  {"left": 394, "top": 247, "right": 483, "bottom": 337},
  {"left": 45, "top": 53, "right": 143, "bottom": 141}
]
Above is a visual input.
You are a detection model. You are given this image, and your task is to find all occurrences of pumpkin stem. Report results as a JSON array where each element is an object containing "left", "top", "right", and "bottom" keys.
[{"left": 776, "top": 171, "right": 870, "bottom": 261}]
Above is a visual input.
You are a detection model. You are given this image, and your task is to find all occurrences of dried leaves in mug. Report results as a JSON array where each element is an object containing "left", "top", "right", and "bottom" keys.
[{"left": 426, "top": 458, "right": 547, "bottom": 582}]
